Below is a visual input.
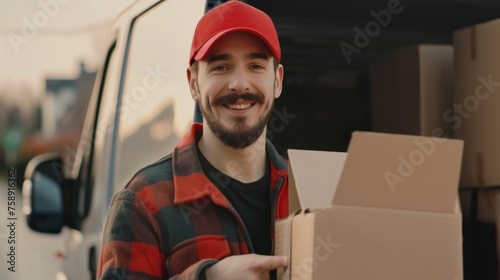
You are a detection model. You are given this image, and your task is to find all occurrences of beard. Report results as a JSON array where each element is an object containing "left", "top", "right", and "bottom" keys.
[{"left": 199, "top": 92, "right": 274, "bottom": 149}]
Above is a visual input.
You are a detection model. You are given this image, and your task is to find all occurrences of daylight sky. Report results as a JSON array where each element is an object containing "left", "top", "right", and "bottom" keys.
[{"left": 0, "top": 0, "right": 135, "bottom": 103}]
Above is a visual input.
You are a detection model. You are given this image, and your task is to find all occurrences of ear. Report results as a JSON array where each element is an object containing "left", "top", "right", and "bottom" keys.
[
  {"left": 187, "top": 67, "right": 200, "bottom": 101},
  {"left": 273, "top": 64, "right": 284, "bottom": 99}
]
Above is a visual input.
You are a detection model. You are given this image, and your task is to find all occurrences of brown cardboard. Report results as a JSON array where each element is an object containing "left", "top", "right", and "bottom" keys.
[
  {"left": 453, "top": 18, "right": 500, "bottom": 188},
  {"left": 276, "top": 131, "right": 464, "bottom": 280},
  {"left": 288, "top": 150, "right": 347, "bottom": 211},
  {"left": 333, "top": 132, "right": 463, "bottom": 214},
  {"left": 370, "top": 44, "right": 454, "bottom": 138},
  {"left": 453, "top": 17, "right": 500, "bottom": 272}
]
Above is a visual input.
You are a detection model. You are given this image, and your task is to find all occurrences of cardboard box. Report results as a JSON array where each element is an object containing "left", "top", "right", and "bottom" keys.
[
  {"left": 276, "top": 131, "right": 464, "bottom": 280},
  {"left": 453, "top": 18, "right": 500, "bottom": 188},
  {"left": 370, "top": 44, "right": 454, "bottom": 137},
  {"left": 453, "top": 18, "right": 500, "bottom": 273}
]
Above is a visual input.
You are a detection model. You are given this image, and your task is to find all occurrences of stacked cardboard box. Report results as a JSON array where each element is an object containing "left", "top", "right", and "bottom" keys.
[
  {"left": 453, "top": 18, "right": 500, "bottom": 189},
  {"left": 370, "top": 44, "right": 454, "bottom": 138},
  {"left": 453, "top": 18, "right": 500, "bottom": 278}
]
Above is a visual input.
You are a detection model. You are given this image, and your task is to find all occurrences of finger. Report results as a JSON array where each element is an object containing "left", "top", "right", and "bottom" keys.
[{"left": 257, "top": 256, "right": 288, "bottom": 270}]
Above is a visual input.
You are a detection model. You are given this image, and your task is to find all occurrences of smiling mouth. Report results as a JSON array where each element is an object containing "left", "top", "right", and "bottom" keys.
[
  {"left": 213, "top": 93, "right": 263, "bottom": 109},
  {"left": 225, "top": 103, "right": 253, "bottom": 110}
]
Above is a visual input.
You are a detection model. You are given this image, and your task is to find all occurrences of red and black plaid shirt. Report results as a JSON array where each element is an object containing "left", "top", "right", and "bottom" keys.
[{"left": 97, "top": 123, "right": 289, "bottom": 279}]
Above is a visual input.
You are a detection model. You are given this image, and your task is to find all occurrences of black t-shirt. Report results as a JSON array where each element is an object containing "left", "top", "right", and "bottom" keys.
[{"left": 197, "top": 147, "right": 272, "bottom": 256}]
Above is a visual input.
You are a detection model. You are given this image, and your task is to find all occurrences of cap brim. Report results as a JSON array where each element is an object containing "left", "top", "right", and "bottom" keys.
[{"left": 193, "top": 27, "right": 277, "bottom": 62}]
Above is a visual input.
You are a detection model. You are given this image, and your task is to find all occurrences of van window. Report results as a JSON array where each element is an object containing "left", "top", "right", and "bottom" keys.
[
  {"left": 78, "top": 41, "right": 120, "bottom": 219},
  {"left": 114, "top": 0, "right": 206, "bottom": 190}
]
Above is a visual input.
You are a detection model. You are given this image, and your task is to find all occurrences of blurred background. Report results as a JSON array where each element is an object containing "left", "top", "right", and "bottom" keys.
[
  {"left": 0, "top": 0, "right": 135, "bottom": 181},
  {"left": 0, "top": 1, "right": 134, "bottom": 279}
]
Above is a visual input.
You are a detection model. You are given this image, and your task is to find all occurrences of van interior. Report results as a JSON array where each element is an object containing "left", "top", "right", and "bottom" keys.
[{"left": 237, "top": 0, "right": 500, "bottom": 154}]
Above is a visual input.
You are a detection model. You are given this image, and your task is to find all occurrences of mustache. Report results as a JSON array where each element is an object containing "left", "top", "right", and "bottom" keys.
[{"left": 212, "top": 93, "right": 264, "bottom": 106}]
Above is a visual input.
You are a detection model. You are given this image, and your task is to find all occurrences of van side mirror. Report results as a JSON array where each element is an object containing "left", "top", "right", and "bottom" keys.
[{"left": 23, "top": 154, "right": 65, "bottom": 233}]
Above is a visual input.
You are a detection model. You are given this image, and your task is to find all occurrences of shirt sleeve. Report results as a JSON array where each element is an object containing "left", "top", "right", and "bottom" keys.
[{"left": 97, "top": 190, "right": 218, "bottom": 280}]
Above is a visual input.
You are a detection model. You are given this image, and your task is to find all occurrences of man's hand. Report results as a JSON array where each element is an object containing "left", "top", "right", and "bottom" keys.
[{"left": 205, "top": 254, "right": 288, "bottom": 280}]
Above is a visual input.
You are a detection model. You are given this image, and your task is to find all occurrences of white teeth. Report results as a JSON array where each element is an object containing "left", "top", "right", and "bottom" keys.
[{"left": 227, "top": 103, "right": 251, "bottom": 110}]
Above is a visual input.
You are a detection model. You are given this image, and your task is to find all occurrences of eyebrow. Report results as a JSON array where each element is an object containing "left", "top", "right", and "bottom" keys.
[
  {"left": 246, "top": 52, "right": 269, "bottom": 61},
  {"left": 207, "top": 54, "right": 231, "bottom": 64},
  {"left": 206, "top": 52, "right": 269, "bottom": 64}
]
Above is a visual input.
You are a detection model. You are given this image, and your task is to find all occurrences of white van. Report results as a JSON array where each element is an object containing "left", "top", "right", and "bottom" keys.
[
  {"left": 23, "top": 0, "right": 208, "bottom": 278},
  {"left": 24, "top": 0, "right": 500, "bottom": 279}
]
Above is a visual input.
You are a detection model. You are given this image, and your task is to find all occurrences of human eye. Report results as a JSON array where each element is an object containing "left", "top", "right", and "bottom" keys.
[
  {"left": 210, "top": 65, "right": 229, "bottom": 72},
  {"left": 249, "top": 63, "right": 265, "bottom": 70}
]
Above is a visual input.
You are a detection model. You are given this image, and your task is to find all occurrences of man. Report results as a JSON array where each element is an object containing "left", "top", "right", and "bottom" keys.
[{"left": 97, "top": 1, "right": 289, "bottom": 279}]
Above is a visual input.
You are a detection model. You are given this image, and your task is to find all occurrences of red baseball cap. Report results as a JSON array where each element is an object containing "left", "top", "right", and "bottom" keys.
[{"left": 189, "top": 0, "right": 281, "bottom": 65}]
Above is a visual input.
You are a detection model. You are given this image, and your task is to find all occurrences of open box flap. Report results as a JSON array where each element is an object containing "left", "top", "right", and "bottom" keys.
[
  {"left": 288, "top": 149, "right": 347, "bottom": 212},
  {"left": 333, "top": 131, "right": 464, "bottom": 214}
]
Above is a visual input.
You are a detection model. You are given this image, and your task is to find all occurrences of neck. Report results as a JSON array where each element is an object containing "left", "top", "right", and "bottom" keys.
[{"left": 198, "top": 125, "right": 267, "bottom": 183}]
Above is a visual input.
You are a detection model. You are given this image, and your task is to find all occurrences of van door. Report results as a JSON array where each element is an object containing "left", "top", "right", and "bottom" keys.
[
  {"left": 114, "top": 0, "right": 205, "bottom": 195},
  {"left": 61, "top": 0, "right": 207, "bottom": 279},
  {"left": 60, "top": 36, "right": 123, "bottom": 279}
]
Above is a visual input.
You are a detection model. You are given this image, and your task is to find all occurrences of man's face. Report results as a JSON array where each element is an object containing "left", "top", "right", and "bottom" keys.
[{"left": 189, "top": 32, "right": 284, "bottom": 149}]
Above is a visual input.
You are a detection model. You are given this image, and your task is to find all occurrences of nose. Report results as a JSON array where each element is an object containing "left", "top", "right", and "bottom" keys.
[{"left": 227, "top": 67, "right": 251, "bottom": 93}]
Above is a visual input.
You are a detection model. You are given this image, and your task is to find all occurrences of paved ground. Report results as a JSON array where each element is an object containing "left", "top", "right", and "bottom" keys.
[{"left": 0, "top": 175, "right": 64, "bottom": 280}]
